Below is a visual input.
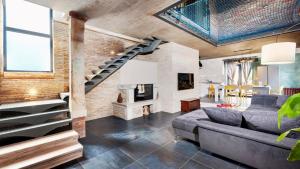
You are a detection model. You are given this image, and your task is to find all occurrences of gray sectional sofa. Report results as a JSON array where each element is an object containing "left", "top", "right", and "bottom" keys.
[{"left": 172, "top": 94, "right": 300, "bottom": 169}]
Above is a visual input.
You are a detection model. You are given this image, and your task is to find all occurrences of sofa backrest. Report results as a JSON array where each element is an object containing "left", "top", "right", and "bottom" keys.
[{"left": 251, "top": 94, "right": 278, "bottom": 107}]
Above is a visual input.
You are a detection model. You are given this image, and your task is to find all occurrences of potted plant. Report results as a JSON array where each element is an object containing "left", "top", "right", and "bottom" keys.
[{"left": 277, "top": 93, "right": 300, "bottom": 161}]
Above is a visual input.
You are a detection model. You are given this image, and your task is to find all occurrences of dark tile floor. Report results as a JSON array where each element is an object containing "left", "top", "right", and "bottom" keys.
[{"left": 55, "top": 112, "right": 251, "bottom": 169}]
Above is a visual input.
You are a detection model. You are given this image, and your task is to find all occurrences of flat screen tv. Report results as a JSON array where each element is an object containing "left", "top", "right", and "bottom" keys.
[{"left": 178, "top": 73, "right": 194, "bottom": 90}]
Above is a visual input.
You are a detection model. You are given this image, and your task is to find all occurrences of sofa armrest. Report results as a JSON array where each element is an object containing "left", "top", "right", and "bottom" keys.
[{"left": 197, "top": 120, "right": 296, "bottom": 150}]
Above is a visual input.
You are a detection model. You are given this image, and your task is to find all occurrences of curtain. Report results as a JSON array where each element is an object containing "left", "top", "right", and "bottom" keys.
[
  {"left": 226, "top": 62, "right": 237, "bottom": 85},
  {"left": 241, "top": 61, "right": 252, "bottom": 85}
]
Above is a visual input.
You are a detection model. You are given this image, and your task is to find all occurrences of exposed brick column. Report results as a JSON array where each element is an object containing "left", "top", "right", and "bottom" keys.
[{"left": 69, "top": 11, "right": 88, "bottom": 138}]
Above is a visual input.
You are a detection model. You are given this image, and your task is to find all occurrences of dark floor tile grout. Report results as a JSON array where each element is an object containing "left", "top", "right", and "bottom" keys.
[
  {"left": 188, "top": 153, "right": 214, "bottom": 169},
  {"left": 118, "top": 148, "right": 139, "bottom": 169},
  {"left": 178, "top": 151, "right": 201, "bottom": 169}
]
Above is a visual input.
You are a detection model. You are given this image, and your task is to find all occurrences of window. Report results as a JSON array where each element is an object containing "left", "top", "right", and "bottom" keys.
[
  {"left": 3, "top": 0, "right": 53, "bottom": 72},
  {"left": 226, "top": 61, "right": 253, "bottom": 85}
]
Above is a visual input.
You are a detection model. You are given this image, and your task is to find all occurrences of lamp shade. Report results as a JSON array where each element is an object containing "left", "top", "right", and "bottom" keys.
[{"left": 261, "top": 42, "right": 296, "bottom": 65}]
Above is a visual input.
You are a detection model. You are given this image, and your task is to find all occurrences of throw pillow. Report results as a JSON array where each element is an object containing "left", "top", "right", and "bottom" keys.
[{"left": 202, "top": 107, "right": 243, "bottom": 127}]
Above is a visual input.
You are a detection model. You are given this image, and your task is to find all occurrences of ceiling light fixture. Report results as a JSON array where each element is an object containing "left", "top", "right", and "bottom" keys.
[
  {"left": 261, "top": 23, "right": 299, "bottom": 65},
  {"left": 261, "top": 42, "right": 296, "bottom": 65}
]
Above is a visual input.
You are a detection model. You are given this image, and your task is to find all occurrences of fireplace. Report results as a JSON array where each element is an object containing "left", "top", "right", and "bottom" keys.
[{"left": 134, "top": 84, "right": 153, "bottom": 102}]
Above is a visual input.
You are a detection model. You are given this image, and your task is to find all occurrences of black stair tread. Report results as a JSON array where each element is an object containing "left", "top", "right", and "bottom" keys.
[
  {"left": 0, "top": 109, "right": 69, "bottom": 122},
  {"left": 152, "top": 36, "right": 159, "bottom": 40},
  {"left": 0, "top": 107, "right": 66, "bottom": 119},
  {"left": 92, "top": 74, "right": 102, "bottom": 79},
  {"left": 86, "top": 74, "right": 103, "bottom": 80},
  {"left": 114, "top": 58, "right": 126, "bottom": 61},
  {"left": 133, "top": 47, "right": 143, "bottom": 51},
  {"left": 101, "top": 70, "right": 111, "bottom": 73},
  {"left": 85, "top": 81, "right": 95, "bottom": 85},
  {"left": 86, "top": 74, "right": 98, "bottom": 81},
  {"left": 114, "top": 59, "right": 126, "bottom": 62},
  {"left": 126, "top": 50, "right": 138, "bottom": 54},
  {"left": 0, "top": 118, "right": 71, "bottom": 133},
  {"left": 139, "top": 39, "right": 162, "bottom": 55},
  {"left": 0, "top": 118, "right": 72, "bottom": 139},
  {"left": 138, "top": 43, "right": 151, "bottom": 47},
  {"left": 120, "top": 56, "right": 130, "bottom": 59},
  {"left": 98, "top": 64, "right": 120, "bottom": 70},
  {"left": 0, "top": 100, "right": 67, "bottom": 113},
  {"left": 92, "top": 69, "right": 103, "bottom": 74},
  {"left": 0, "top": 100, "right": 66, "bottom": 110},
  {"left": 105, "top": 60, "right": 125, "bottom": 65},
  {"left": 0, "top": 124, "right": 30, "bottom": 132},
  {"left": 143, "top": 37, "right": 155, "bottom": 41},
  {"left": 161, "top": 40, "right": 168, "bottom": 44},
  {"left": 98, "top": 65, "right": 106, "bottom": 69},
  {"left": 107, "top": 65, "right": 118, "bottom": 68}
]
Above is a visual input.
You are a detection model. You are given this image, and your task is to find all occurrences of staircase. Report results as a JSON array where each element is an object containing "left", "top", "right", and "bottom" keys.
[
  {"left": 84, "top": 37, "right": 166, "bottom": 93},
  {"left": 0, "top": 36, "right": 165, "bottom": 168},
  {"left": 0, "top": 130, "right": 82, "bottom": 169}
]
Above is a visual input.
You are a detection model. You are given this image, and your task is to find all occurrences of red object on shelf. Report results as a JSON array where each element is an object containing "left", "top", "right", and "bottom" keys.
[
  {"left": 217, "top": 103, "right": 234, "bottom": 108},
  {"left": 283, "top": 88, "right": 300, "bottom": 96}
]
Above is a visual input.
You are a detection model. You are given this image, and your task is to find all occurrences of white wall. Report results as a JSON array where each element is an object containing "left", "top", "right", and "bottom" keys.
[
  {"left": 171, "top": 43, "right": 200, "bottom": 112},
  {"left": 156, "top": 43, "right": 200, "bottom": 113},
  {"left": 199, "top": 58, "right": 225, "bottom": 97},
  {"left": 120, "top": 60, "right": 157, "bottom": 85},
  {"left": 118, "top": 42, "right": 200, "bottom": 113}
]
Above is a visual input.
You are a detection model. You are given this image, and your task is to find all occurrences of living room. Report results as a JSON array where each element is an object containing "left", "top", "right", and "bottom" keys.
[{"left": 0, "top": 0, "right": 300, "bottom": 169}]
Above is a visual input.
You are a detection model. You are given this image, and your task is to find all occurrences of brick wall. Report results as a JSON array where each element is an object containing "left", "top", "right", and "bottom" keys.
[
  {"left": 0, "top": 21, "right": 69, "bottom": 103},
  {"left": 84, "top": 28, "right": 136, "bottom": 120}
]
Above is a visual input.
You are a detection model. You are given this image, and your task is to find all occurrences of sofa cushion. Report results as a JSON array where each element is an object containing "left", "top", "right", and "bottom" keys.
[
  {"left": 243, "top": 111, "right": 300, "bottom": 137},
  {"left": 202, "top": 107, "right": 243, "bottom": 127},
  {"left": 276, "top": 95, "right": 289, "bottom": 108},
  {"left": 251, "top": 94, "right": 278, "bottom": 108},
  {"left": 172, "top": 109, "right": 209, "bottom": 133}
]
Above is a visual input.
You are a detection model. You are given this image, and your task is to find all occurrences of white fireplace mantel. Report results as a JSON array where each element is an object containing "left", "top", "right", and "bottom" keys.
[{"left": 112, "top": 84, "right": 159, "bottom": 120}]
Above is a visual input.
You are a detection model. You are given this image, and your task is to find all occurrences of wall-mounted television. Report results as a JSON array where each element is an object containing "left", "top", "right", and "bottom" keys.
[{"left": 178, "top": 73, "right": 194, "bottom": 90}]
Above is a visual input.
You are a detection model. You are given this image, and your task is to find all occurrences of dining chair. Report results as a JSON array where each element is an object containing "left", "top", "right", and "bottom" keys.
[
  {"left": 240, "top": 85, "right": 253, "bottom": 106},
  {"left": 208, "top": 84, "right": 215, "bottom": 100},
  {"left": 224, "top": 85, "right": 240, "bottom": 105}
]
